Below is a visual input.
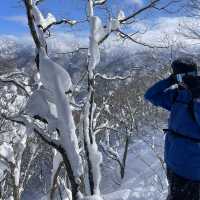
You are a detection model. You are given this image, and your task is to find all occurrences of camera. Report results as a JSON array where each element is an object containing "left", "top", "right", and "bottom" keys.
[{"left": 176, "top": 71, "right": 197, "bottom": 83}]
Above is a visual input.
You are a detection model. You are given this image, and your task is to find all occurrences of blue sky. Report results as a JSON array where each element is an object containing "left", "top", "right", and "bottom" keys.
[
  {"left": 0, "top": 0, "right": 87, "bottom": 35},
  {"left": 0, "top": 0, "right": 185, "bottom": 36}
]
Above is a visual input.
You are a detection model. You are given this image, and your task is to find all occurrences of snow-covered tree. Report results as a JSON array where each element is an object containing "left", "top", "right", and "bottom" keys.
[{"left": 0, "top": 72, "right": 39, "bottom": 200}]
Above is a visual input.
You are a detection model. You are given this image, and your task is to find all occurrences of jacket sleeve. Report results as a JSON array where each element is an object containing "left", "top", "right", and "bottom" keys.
[
  {"left": 193, "top": 99, "right": 200, "bottom": 127},
  {"left": 144, "top": 77, "right": 176, "bottom": 111}
]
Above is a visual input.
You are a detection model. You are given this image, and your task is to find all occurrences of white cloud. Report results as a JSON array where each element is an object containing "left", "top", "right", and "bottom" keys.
[
  {"left": 2, "top": 15, "right": 27, "bottom": 25},
  {"left": 1, "top": 16, "right": 200, "bottom": 55},
  {"left": 46, "top": 32, "right": 88, "bottom": 53},
  {"left": 126, "top": 0, "right": 143, "bottom": 7},
  {"left": 127, "top": 16, "right": 200, "bottom": 49},
  {"left": 0, "top": 32, "right": 88, "bottom": 54}
]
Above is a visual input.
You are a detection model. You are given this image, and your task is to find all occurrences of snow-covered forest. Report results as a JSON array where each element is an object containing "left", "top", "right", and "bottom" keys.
[{"left": 1, "top": 0, "right": 200, "bottom": 199}]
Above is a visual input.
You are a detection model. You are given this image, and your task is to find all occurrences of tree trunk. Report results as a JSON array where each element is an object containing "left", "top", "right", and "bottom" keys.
[
  {"left": 13, "top": 185, "right": 20, "bottom": 200},
  {"left": 50, "top": 162, "right": 64, "bottom": 200},
  {"left": 121, "top": 135, "right": 129, "bottom": 179},
  {"left": 59, "top": 147, "right": 79, "bottom": 200},
  {"left": 10, "top": 164, "right": 20, "bottom": 200},
  {"left": 83, "top": 128, "right": 94, "bottom": 195}
]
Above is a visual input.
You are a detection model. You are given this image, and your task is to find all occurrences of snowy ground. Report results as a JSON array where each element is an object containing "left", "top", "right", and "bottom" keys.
[{"left": 101, "top": 131, "right": 168, "bottom": 200}]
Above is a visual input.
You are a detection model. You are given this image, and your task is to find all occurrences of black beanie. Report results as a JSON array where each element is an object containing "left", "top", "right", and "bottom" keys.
[{"left": 171, "top": 57, "right": 197, "bottom": 75}]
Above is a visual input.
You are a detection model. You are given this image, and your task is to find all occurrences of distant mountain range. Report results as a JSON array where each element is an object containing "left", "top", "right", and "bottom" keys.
[{"left": 1, "top": 36, "right": 200, "bottom": 79}]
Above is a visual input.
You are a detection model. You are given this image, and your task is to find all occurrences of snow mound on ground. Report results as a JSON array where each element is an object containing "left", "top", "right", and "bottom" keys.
[
  {"left": 101, "top": 132, "right": 168, "bottom": 200},
  {"left": 80, "top": 195, "right": 103, "bottom": 200},
  {"left": 103, "top": 189, "right": 131, "bottom": 200}
]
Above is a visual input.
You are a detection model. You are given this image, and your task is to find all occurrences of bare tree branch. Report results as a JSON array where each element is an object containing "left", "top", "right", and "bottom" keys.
[
  {"left": 117, "top": 30, "right": 168, "bottom": 48},
  {"left": 153, "top": 0, "right": 183, "bottom": 14},
  {"left": 120, "top": 0, "right": 160, "bottom": 23}
]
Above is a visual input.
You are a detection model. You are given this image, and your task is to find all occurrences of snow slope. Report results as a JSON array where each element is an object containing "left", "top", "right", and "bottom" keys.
[{"left": 101, "top": 131, "right": 168, "bottom": 200}]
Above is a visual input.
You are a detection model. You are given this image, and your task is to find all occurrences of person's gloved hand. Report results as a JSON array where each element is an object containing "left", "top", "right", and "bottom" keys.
[
  {"left": 167, "top": 74, "right": 177, "bottom": 85},
  {"left": 183, "top": 75, "right": 200, "bottom": 98}
]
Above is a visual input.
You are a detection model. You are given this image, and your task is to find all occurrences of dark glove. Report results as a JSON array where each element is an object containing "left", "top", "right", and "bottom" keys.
[
  {"left": 183, "top": 75, "right": 200, "bottom": 98},
  {"left": 167, "top": 74, "right": 177, "bottom": 85}
]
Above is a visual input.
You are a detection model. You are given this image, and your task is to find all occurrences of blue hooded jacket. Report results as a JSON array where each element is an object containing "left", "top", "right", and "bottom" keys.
[{"left": 144, "top": 77, "right": 200, "bottom": 180}]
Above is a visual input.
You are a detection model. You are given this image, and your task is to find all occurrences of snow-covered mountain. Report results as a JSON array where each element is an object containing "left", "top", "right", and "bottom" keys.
[
  {"left": 0, "top": 37, "right": 178, "bottom": 77},
  {"left": 2, "top": 34, "right": 200, "bottom": 73}
]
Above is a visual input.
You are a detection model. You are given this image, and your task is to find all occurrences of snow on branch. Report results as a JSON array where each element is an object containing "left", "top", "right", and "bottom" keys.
[
  {"left": 24, "top": 87, "right": 58, "bottom": 133},
  {"left": 1, "top": 114, "right": 60, "bottom": 150},
  {"left": 31, "top": 1, "right": 57, "bottom": 30},
  {"left": 24, "top": 0, "right": 84, "bottom": 197},
  {"left": 38, "top": 48, "right": 83, "bottom": 179},
  {"left": 94, "top": 0, "right": 107, "bottom": 6},
  {"left": 43, "top": 18, "right": 77, "bottom": 32},
  {"left": 32, "top": 0, "right": 79, "bottom": 32},
  {"left": 93, "top": 120, "right": 109, "bottom": 135},
  {"left": 0, "top": 78, "right": 30, "bottom": 97},
  {"left": 100, "top": 141, "right": 121, "bottom": 167},
  {"left": 39, "top": 48, "right": 72, "bottom": 92}
]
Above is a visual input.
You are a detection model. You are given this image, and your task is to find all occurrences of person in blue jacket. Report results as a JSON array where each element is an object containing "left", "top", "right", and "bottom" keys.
[{"left": 144, "top": 57, "right": 200, "bottom": 200}]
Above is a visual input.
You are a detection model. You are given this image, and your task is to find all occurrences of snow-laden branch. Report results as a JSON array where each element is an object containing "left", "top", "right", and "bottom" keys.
[
  {"left": 37, "top": 48, "right": 83, "bottom": 200},
  {"left": 94, "top": 0, "right": 107, "bottom": 6},
  {"left": 31, "top": 1, "right": 57, "bottom": 30},
  {"left": 24, "top": 86, "right": 59, "bottom": 133},
  {"left": 0, "top": 78, "right": 30, "bottom": 97},
  {"left": 43, "top": 19, "right": 77, "bottom": 32},
  {"left": 1, "top": 114, "right": 60, "bottom": 148},
  {"left": 100, "top": 141, "right": 122, "bottom": 169},
  {"left": 94, "top": 11, "right": 125, "bottom": 45},
  {"left": 23, "top": 1, "right": 85, "bottom": 198},
  {"left": 1, "top": 71, "right": 29, "bottom": 79},
  {"left": 93, "top": 120, "right": 109, "bottom": 135},
  {"left": 32, "top": 0, "right": 79, "bottom": 33}
]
